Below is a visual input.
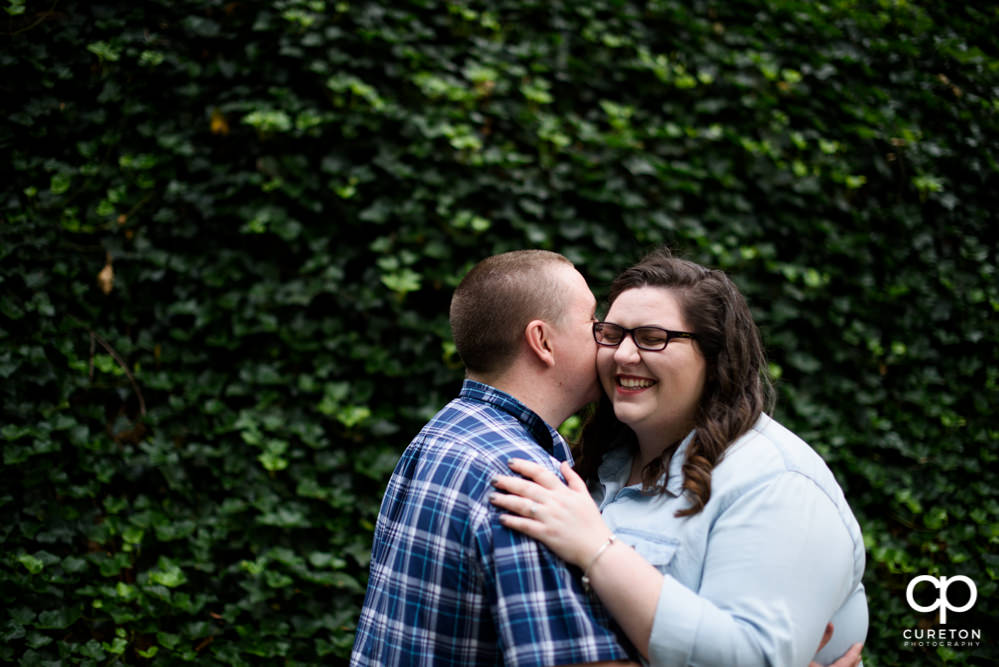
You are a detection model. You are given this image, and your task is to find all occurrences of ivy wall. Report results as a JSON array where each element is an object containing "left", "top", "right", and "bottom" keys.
[{"left": 1, "top": 0, "right": 997, "bottom": 664}]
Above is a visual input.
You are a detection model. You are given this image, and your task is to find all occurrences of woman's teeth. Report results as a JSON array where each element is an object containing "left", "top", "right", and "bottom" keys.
[{"left": 618, "top": 377, "right": 655, "bottom": 389}]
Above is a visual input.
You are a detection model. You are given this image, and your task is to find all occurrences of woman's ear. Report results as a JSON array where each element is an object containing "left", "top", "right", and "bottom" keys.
[{"left": 523, "top": 319, "right": 556, "bottom": 368}]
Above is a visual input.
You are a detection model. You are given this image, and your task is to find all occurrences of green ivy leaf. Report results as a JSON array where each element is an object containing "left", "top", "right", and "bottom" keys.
[
  {"left": 17, "top": 553, "right": 45, "bottom": 574},
  {"left": 381, "top": 269, "right": 422, "bottom": 294},
  {"left": 148, "top": 559, "right": 187, "bottom": 588}
]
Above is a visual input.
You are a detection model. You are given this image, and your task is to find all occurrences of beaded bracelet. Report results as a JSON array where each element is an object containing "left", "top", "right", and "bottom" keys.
[{"left": 581, "top": 534, "right": 617, "bottom": 593}]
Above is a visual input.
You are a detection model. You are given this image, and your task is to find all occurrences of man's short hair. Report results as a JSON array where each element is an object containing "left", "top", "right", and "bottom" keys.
[{"left": 449, "top": 250, "right": 574, "bottom": 375}]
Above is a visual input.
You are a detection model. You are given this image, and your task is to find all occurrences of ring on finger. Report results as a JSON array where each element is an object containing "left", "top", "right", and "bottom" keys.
[{"left": 528, "top": 502, "right": 538, "bottom": 518}]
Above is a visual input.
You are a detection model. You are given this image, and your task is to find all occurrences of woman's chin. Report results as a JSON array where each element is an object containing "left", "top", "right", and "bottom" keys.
[{"left": 610, "top": 403, "right": 643, "bottom": 429}]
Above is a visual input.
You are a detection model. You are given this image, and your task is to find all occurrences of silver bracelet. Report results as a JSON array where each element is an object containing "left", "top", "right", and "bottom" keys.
[{"left": 581, "top": 534, "right": 616, "bottom": 593}]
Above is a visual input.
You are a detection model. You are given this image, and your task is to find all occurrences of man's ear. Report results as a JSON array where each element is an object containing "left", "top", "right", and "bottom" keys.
[{"left": 524, "top": 319, "right": 556, "bottom": 368}]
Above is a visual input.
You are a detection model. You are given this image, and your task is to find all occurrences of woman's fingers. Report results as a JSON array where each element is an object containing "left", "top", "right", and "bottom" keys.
[
  {"left": 496, "top": 512, "right": 545, "bottom": 540},
  {"left": 817, "top": 623, "right": 833, "bottom": 653},
  {"left": 491, "top": 474, "right": 545, "bottom": 502},
  {"left": 492, "top": 457, "right": 575, "bottom": 501},
  {"left": 490, "top": 460, "right": 592, "bottom": 542},
  {"left": 490, "top": 463, "right": 612, "bottom": 567},
  {"left": 489, "top": 490, "right": 540, "bottom": 518},
  {"left": 560, "top": 460, "right": 588, "bottom": 493},
  {"left": 507, "top": 458, "right": 564, "bottom": 489}
]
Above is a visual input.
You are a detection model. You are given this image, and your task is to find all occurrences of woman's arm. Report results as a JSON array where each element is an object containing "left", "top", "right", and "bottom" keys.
[
  {"left": 491, "top": 459, "right": 863, "bottom": 667},
  {"left": 650, "top": 471, "right": 854, "bottom": 666}
]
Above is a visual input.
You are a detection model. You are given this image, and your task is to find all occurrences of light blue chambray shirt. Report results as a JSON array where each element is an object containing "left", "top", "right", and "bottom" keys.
[{"left": 592, "top": 413, "right": 868, "bottom": 667}]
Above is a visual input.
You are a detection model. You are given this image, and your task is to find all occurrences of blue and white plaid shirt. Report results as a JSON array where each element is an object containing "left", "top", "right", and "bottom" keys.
[{"left": 351, "top": 380, "right": 631, "bottom": 666}]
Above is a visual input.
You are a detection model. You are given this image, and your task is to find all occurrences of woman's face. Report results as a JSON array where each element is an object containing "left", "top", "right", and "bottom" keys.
[{"left": 597, "top": 286, "right": 707, "bottom": 446}]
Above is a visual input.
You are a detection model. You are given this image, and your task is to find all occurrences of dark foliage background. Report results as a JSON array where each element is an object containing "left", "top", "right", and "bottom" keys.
[{"left": 2, "top": 0, "right": 997, "bottom": 664}]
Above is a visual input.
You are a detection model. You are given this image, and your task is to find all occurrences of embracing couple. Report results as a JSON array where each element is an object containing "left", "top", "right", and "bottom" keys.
[{"left": 352, "top": 248, "right": 868, "bottom": 667}]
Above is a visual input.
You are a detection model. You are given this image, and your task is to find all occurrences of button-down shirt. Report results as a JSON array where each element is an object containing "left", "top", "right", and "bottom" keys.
[
  {"left": 593, "top": 414, "right": 868, "bottom": 667},
  {"left": 352, "top": 380, "right": 630, "bottom": 667}
]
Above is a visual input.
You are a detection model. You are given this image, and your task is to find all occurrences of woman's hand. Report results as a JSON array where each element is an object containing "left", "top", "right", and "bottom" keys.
[
  {"left": 490, "top": 459, "right": 612, "bottom": 568},
  {"left": 808, "top": 623, "right": 863, "bottom": 667}
]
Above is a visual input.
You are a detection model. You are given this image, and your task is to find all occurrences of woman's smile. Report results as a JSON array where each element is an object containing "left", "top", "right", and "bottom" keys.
[{"left": 615, "top": 374, "right": 657, "bottom": 392}]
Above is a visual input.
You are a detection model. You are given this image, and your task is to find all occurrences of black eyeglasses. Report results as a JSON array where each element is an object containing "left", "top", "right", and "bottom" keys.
[{"left": 592, "top": 321, "right": 697, "bottom": 351}]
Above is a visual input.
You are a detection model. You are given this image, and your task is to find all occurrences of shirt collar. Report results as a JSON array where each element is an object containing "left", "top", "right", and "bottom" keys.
[
  {"left": 596, "top": 428, "right": 696, "bottom": 497},
  {"left": 664, "top": 430, "right": 696, "bottom": 496},
  {"left": 458, "top": 379, "right": 569, "bottom": 461}
]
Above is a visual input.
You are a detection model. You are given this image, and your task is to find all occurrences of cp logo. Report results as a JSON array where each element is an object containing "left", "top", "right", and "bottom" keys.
[{"left": 906, "top": 575, "right": 977, "bottom": 624}]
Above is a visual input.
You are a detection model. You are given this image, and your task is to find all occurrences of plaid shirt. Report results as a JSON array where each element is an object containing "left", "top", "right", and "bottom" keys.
[{"left": 351, "top": 380, "right": 630, "bottom": 667}]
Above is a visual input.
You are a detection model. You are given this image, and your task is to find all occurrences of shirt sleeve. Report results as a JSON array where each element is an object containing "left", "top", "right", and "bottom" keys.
[
  {"left": 473, "top": 473, "right": 632, "bottom": 667},
  {"left": 648, "top": 472, "right": 857, "bottom": 667}
]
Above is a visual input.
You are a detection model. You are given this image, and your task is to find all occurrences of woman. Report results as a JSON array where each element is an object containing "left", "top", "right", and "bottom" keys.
[{"left": 490, "top": 249, "right": 867, "bottom": 666}]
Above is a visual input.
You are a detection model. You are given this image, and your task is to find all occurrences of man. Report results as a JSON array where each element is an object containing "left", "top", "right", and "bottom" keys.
[
  {"left": 351, "top": 250, "right": 633, "bottom": 666},
  {"left": 351, "top": 249, "right": 863, "bottom": 667}
]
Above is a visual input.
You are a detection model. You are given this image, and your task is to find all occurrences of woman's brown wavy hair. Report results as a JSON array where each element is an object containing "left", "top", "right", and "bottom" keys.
[{"left": 574, "top": 248, "right": 775, "bottom": 517}]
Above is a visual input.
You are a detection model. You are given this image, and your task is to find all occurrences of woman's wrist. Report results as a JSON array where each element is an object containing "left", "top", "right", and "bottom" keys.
[{"left": 581, "top": 533, "right": 617, "bottom": 593}]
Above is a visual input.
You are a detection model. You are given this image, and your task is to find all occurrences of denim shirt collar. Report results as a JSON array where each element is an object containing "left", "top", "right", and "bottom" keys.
[
  {"left": 665, "top": 430, "right": 696, "bottom": 495},
  {"left": 597, "top": 429, "right": 696, "bottom": 498}
]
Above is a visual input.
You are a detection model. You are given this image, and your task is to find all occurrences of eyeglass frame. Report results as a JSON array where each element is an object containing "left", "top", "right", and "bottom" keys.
[{"left": 592, "top": 321, "right": 697, "bottom": 351}]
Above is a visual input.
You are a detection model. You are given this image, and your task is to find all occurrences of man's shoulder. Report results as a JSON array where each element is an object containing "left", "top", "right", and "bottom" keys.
[
  {"left": 382, "top": 398, "right": 559, "bottom": 515},
  {"left": 416, "top": 396, "right": 552, "bottom": 463}
]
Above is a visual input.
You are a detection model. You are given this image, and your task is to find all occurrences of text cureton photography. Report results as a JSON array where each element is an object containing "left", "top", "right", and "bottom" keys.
[
  {"left": 902, "top": 628, "right": 982, "bottom": 649},
  {"left": 902, "top": 575, "right": 983, "bottom": 650}
]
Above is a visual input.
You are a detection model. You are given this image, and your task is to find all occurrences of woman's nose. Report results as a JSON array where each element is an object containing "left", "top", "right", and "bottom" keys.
[{"left": 613, "top": 336, "right": 642, "bottom": 364}]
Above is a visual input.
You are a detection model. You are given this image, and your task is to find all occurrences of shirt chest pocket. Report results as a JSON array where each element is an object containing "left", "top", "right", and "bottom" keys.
[{"left": 615, "top": 529, "right": 681, "bottom": 575}]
